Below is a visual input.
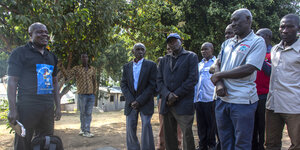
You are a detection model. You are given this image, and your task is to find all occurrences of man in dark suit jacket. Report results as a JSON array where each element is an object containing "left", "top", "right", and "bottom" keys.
[
  {"left": 157, "top": 33, "right": 199, "bottom": 150},
  {"left": 121, "top": 43, "right": 157, "bottom": 150}
]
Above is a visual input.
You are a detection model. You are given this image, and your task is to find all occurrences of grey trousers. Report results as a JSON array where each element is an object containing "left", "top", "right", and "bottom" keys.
[
  {"left": 126, "top": 109, "right": 155, "bottom": 150},
  {"left": 163, "top": 107, "right": 195, "bottom": 150}
]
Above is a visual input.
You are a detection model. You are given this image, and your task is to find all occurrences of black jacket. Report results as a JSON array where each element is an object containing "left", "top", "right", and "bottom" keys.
[
  {"left": 121, "top": 59, "right": 157, "bottom": 116},
  {"left": 157, "top": 48, "right": 199, "bottom": 115}
]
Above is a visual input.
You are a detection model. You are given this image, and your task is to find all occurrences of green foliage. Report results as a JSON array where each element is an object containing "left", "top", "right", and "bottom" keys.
[
  {"left": 119, "top": 0, "right": 190, "bottom": 61},
  {"left": 0, "top": 52, "right": 8, "bottom": 78},
  {"left": 0, "top": 0, "right": 299, "bottom": 85},
  {"left": 176, "top": 0, "right": 299, "bottom": 57},
  {"left": 0, "top": 99, "right": 12, "bottom": 134},
  {"left": 0, "top": 0, "right": 129, "bottom": 85}
]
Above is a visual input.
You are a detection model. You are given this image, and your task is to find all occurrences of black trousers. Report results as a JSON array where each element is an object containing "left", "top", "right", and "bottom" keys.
[
  {"left": 252, "top": 98, "right": 266, "bottom": 150},
  {"left": 14, "top": 103, "right": 54, "bottom": 150},
  {"left": 194, "top": 101, "right": 216, "bottom": 150}
]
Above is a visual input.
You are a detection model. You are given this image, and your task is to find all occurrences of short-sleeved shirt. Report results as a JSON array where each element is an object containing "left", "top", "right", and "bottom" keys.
[
  {"left": 219, "top": 30, "right": 266, "bottom": 104},
  {"left": 194, "top": 56, "right": 216, "bottom": 103},
  {"left": 7, "top": 42, "right": 58, "bottom": 104},
  {"left": 266, "top": 38, "right": 300, "bottom": 114}
]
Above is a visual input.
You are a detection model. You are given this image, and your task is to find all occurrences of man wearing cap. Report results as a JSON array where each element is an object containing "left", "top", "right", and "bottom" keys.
[
  {"left": 121, "top": 43, "right": 157, "bottom": 150},
  {"left": 156, "top": 50, "right": 182, "bottom": 150},
  {"left": 157, "top": 33, "right": 199, "bottom": 150},
  {"left": 210, "top": 9, "right": 266, "bottom": 150}
]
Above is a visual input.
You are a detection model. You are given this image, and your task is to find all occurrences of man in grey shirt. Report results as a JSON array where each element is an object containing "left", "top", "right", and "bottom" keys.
[
  {"left": 210, "top": 8, "right": 266, "bottom": 150},
  {"left": 265, "top": 14, "right": 300, "bottom": 150}
]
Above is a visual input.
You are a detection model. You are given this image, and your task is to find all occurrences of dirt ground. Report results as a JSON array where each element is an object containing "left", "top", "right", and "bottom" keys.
[{"left": 0, "top": 107, "right": 291, "bottom": 150}]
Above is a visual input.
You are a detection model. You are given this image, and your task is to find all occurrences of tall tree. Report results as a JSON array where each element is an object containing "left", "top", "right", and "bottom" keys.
[
  {"left": 0, "top": 52, "right": 8, "bottom": 79},
  {"left": 176, "top": 0, "right": 299, "bottom": 57},
  {"left": 0, "top": 0, "right": 129, "bottom": 97},
  {"left": 118, "top": 0, "right": 189, "bottom": 61}
]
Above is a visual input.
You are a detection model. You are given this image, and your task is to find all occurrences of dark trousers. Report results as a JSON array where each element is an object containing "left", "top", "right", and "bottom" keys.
[
  {"left": 252, "top": 98, "right": 266, "bottom": 150},
  {"left": 194, "top": 101, "right": 216, "bottom": 150},
  {"left": 212, "top": 101, "right": 221, "bottom": 150},
  {"left": 163, "top": 107, "right": 195, "bottom": 150},
  {"left": 265, "top": 109, "right": 300, "bottom": 150},
  {"left": 14, "top": 103, "right": 54, "bottom": 150}
]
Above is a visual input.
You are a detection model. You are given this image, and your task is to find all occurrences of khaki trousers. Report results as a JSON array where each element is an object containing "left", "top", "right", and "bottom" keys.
[
  {"left": 157, "top": 98, "right": 182, "bottom": 150},
  {"left": 265, "top": 109, "right": 300, "bottom": 150}
]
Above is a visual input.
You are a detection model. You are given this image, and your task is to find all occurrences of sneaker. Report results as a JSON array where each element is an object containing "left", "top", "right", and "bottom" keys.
[
  {"left": 79, "top": 130, "right": 84, "bottom": 135},
  {"left": 83, "top": 132, "right": 94, "bottom": 138}
]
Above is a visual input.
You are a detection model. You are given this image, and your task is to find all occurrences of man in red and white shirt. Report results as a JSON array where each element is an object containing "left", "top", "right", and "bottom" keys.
[{"left": 253, "top": 28, "right": 272, "bottom": 150}]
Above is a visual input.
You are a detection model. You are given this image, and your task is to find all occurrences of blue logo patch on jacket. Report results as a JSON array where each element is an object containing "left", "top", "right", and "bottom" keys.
[{"left": 36, "top": 64, "right": 54, "bottom": 94}]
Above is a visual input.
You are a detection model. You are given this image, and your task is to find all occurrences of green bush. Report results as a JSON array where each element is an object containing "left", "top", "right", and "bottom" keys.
[{"left": 0, "top": 99, "right": 13, "bottom": 134}]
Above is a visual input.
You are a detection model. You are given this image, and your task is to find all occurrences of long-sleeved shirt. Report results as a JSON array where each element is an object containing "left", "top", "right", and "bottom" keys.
[
  {"left": 266, "top": 38, "right": 300, "bottom": 114},
  {"left": 157, "top": 48, "right": 199, "bottom": 115},
  {"left": 133, "top": 58, "right": 144, "bottom": 91},
  {"left": 194, "top": 56, "right": 216, "bottom": 103}
]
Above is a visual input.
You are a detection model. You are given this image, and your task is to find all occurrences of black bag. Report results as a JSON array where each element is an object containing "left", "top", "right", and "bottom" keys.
[{"left": 31, "top": 135, "right": 64, "bottom": 150}]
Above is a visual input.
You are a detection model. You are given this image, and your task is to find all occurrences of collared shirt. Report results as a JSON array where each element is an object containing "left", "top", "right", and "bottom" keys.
[
  {"left": 157, "top": 48, "right": 199, "bottom": 115},
  {"left": 218, "top": 30, "right": 267, "bottom": 104},
  {"left": 194, "top": 56, "right": 216, "bottom": 103},
  {"left": 69, "top": 65, "right": 96, "bottom": 94},
  {"left": 266, "top": 38, "right": 300, "bottom": 114},
  {"left": 133, "top": 58, "right": 144, "bottom": 91},
  {"left": 170, "top": 48, "right": 184, "bottom": 70},
  {"left": 7, "top": 42, "right": 58, "bottom": 104}
]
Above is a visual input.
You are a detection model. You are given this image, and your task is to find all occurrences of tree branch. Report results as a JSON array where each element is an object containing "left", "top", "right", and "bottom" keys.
[
  {"left": 0, "top": 34, "right": 12, "bottom": 52},
  {"left": 0, "top": 3, "right": 19, "bottom": 14},
  {"left": 0, "top": 17, "right": 7, "bottom": 25}
]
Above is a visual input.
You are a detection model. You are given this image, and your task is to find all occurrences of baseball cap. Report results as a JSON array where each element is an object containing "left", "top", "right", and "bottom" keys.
[{"left": 167, "top": 33, "right": 181, "bottom": 42}]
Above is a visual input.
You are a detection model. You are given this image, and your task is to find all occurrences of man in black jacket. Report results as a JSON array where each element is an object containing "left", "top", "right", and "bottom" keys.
[
  {"left": 157, "top": 33, "right": 199, "bottom": 150},
  {"left": 121, "top": 43, "right": 157, "bottom": 150}
]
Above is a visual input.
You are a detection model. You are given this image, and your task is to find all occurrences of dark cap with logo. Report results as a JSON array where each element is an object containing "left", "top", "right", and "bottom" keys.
[{"left": 167, "top": 33, "right": 181, "bottom": 42}]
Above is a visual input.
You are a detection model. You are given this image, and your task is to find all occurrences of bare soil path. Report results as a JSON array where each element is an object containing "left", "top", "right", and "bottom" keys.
[{"left": 0, "top": 108, "right": 291, "bottom": 150}]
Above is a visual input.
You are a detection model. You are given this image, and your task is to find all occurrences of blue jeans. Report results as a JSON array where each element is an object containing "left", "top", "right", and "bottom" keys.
[
  {"left": 78, "top": 94, "right": 95, "bottom": 133},
  {"left": 215, "top": 99, "right": 257, "bottom": 150},
  {"left": 126, "top": 109, "right": 155, "bottom": 150}
]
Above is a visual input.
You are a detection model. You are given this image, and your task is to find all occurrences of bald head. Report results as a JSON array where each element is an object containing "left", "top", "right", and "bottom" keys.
[
  {"left": 232, "top": 8, "right": 253, "bottom": 23},
  {"left": 28, "top": 22, "right": 49, "bottom": 48},
  {"left": 202, "top": 42, "right": 214, "bottom": 49},
  {"left": 225, "top": 24, "right": 235, "bottom": 39},
  {"left": 231, "top": 8, "right": 252, "bottom": 38},
  {"left": 256, "top": 28, "right": 272, "bottom": 46},
  {"left": 28, "top": 22, "right": 47, "bottom": 36},
  {"left": 133, "top": 43, "right": 146, "bottom": 51},
  {"left": 282, "top": 14, "right": 300, "bottom": 28},
  {"left": 132, "top": 43, "right": 146, "bottom": 61},
  {"left": 279, "top": 14, "right": 300, "bottom": 46},
  {"left": 201, "top": 42, "right": 214, "bottom": 60}
]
